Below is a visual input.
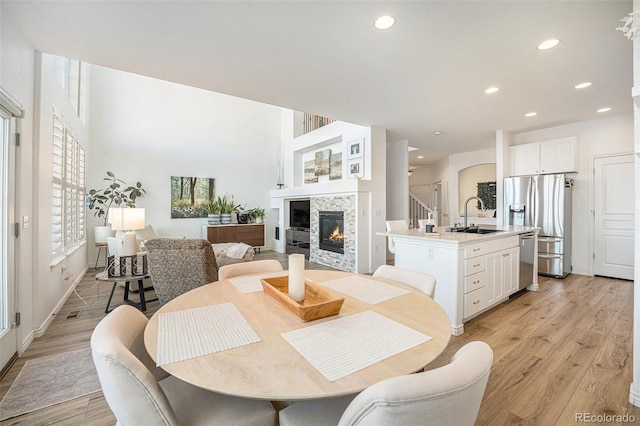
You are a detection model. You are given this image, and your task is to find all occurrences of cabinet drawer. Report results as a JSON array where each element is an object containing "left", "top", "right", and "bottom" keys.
[
  {"left": 465, "top": 257, "right": 486, "bottom": 276},
  {"left": 464, "top": 272, "right": 485, "bottom": 293},
  {"left": 464, "top": 287, "right": 487, "bottom": 318},
  {"left": 464, "top": 235, "right": 519, "bottom": 258}
]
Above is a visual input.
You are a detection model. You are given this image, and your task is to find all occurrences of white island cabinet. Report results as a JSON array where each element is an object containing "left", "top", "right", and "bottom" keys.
[{"left": 383, "top": 226, "right": 538, "bottom": 336}]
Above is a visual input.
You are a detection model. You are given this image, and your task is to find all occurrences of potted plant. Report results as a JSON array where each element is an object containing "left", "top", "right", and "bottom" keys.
[
  {"left": 250, "top": 207, "right": 266, "bottom": 224},
  {"left": 86, "top": 171, "right": 146, "bottom": 243},
  {"left": 204, "top": 198, "right": 221, "bottom": 225},
  {"left": 236, "top": 206, "right": 251, "bottom": 224},
  {"left": 217, "top": 194, "right": 241, "bottom": 224}
]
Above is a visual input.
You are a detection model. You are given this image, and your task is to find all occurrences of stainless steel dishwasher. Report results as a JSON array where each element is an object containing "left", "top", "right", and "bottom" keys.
[{"left": 519, "top": 232, "right": 536, "bottom": 290}]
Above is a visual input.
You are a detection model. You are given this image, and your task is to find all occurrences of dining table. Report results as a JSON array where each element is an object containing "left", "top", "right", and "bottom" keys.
[{"left": 143, "top": 269, "right": 451, "bottom": 402}]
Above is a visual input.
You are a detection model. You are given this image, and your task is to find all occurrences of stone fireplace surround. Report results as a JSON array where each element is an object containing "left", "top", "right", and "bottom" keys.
[{"left": 310, "top": 195, "right": 356, "bottom": 272}]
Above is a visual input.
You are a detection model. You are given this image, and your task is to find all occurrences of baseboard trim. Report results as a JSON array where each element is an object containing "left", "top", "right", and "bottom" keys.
[
  {"left": 32, "top": 265, "right": 89, "bottom": 341},
  {"left": 630, "top": 383, "right": 640, "bottom": 407}
]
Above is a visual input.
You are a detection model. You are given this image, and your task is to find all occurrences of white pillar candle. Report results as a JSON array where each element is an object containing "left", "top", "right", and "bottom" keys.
[{"left": 288, "top": 253, "right": 305, "bottom": 302}]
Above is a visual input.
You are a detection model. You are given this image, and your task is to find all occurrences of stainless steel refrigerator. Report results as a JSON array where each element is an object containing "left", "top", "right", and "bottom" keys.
[{"left": 504, "top": 174, "right": 573, "bottom": 278}]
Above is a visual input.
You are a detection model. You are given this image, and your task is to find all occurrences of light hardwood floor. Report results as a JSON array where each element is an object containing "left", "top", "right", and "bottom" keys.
[{"left": 1, "top": 253, "right": 639, "bottom": 425}]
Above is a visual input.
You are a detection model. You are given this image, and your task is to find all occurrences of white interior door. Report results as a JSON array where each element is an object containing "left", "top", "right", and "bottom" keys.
[
  {"left": 594, "top": 154, "right": 634, "bottom": 280},
  {"left": 0, "top": 109, "right": 17, "bottom": 372}
]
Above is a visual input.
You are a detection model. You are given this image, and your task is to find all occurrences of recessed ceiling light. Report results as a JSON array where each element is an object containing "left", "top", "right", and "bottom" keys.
[
  {"left": 374, "top": 15, "right": 395, "bottom": 30},
  {"left": 575, "top": 82, "right": 592, "bottom": 89},
  {"left": 417, "top": 155, "right": 424, "bottom": 159},
  {"left": 484, "top": 87, "right": 499, "bottom": 94},
  {"left": 525, "top": 112, "right": 537, "bottom": 117},
  {"left": 597, "top": 107, "right": 612, "bottom": 113},
  {"left": 537, "top": 39, "right": 560, "bottom": 50},
  {"left": 433, "top": 131, "right": 443, "bottom": 135}
]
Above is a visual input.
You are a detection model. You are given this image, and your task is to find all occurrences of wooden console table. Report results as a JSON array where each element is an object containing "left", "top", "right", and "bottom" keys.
[{"left": 201, "top": 223, "right": 265, "bottom": 248}]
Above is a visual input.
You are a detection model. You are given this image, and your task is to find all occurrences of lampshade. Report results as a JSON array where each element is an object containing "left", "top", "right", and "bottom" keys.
[{"left": 109, "top": 208, "right": 145, "bottom": 231}]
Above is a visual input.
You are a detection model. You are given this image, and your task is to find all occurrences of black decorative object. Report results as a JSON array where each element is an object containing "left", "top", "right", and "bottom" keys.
[
  {"left": 107, "top": 254, "right": 148, "bottom": 277},
  {"left": 477, "top": 181, "right": 497, "bottom": 210}
]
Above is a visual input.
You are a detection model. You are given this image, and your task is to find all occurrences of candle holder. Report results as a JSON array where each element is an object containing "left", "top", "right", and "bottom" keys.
[{"left": 261, "top": 276, "right": 344, "bottom": 322}]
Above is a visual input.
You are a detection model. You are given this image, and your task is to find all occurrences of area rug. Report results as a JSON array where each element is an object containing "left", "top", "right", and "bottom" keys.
[{"left": 0, "top": 347, "right": 101, "bottom": 421}]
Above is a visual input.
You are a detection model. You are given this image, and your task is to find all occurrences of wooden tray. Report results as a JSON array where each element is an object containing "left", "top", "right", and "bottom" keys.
[{"left": 261, "top": 276, "right": 344, "bottom": 322}]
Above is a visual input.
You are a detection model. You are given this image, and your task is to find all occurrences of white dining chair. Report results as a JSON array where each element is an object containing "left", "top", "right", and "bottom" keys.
[
  {"left": 218, "top": 259, "right": 284, "bottom": 280},
  {"left": 279, "top": 341, "right": 493, "bottom": 426},
  {"left": 91, "top": 305, "right": 277, "bottom": 426},
  {"left": 384, "top": 220, "right": 409, "bottom": 254},
  {"left": 373, "top": 264, "right": 436, "bottom": 298}
]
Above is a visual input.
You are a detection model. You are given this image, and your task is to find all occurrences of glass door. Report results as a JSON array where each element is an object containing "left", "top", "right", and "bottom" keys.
[{"left": 0, "top": 109, "right": 17, "bottom": 372}]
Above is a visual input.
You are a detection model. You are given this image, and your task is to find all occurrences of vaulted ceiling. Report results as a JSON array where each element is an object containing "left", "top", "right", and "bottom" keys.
[{"left": 4, "top": 1, "right": 633, "bottom": 166}]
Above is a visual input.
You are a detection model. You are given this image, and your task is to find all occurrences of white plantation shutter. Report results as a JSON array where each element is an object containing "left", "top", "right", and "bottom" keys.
[
  {"left": 51, "top": 111, "right": 64, "bottom": 260},
  {"left": 51, "top": 109, "right": 86, "bottom": 263}
]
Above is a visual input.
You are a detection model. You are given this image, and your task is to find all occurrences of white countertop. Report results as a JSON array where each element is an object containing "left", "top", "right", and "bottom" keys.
[{"left": 379, "top": 225, "right": 539, "bottom": 246}]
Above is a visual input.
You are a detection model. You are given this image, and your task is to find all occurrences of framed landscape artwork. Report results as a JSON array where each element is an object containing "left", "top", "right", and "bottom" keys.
[
  {"left": 329, "top": 152, "right": 342, "bottom": 180},
  {"left": 314, "top": 148, "right": 331, "bottom": 176},
  {"left": 304, "top": 160, "right": 318, "bottom": 184},
  {"left": 171, "top": 176, "right": 215, "bottom": 218}
]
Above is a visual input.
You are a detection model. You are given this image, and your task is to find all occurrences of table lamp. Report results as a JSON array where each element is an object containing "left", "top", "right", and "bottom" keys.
[{"left": 110, "top": 207, "right": 145, "bottom": 256}]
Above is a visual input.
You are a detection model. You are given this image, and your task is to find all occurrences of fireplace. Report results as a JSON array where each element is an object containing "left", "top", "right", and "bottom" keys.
[{"left": 319, "top": 211, "right": 344, "bottom": 254}]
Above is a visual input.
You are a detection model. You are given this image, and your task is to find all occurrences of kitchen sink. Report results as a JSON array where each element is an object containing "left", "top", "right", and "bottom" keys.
[
  {"left": 468, "top": 228, "right": 505, "bottom": 234},
  {"left": 445, "top": 227, "right": 505, "bottom": 234}
]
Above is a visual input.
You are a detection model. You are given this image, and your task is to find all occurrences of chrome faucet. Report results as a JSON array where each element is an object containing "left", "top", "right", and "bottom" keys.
[{"left": 463, "top": 196, "right": 485, "bottom": 229}]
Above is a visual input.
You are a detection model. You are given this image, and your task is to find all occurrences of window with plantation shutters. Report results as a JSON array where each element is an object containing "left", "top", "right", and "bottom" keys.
[
  {"left": 51, "top": 111, "right": 64, "bottom": 260},
  {"left": 51, "top": 108, "right": 86, "bottom": 264}
]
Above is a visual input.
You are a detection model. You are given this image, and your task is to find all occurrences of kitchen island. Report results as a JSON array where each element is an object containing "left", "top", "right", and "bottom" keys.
[{"left": 382, "top": 225, "right": 539, "bottom": 335}]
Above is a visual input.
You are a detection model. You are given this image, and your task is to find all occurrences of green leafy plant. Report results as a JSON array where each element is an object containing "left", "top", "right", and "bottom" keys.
[
  {"left": 217, "top": 194, "right": 241, "bottom": 214},
  {"left": 250, "top": 207, "right": 266, "bottom": 219},
  {"left": 203, "top": 198, "right": 221, "bottom": 215},
  {"left": 86, "top": 171, "right": 146, "bottom": 225}
]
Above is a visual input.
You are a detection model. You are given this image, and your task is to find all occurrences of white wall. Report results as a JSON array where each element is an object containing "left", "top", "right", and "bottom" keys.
[
  {"left": 514, "top": 112, "right": 633, "bottom": 275},
  {"left": 448, "top": 148, "right": 497, "bottom": 226},
  {"left": 386, "top": 140, "right": 409, "bottom": 222},
  {"left": 32, "top": 52, "right": 90, "bottom": 338},
  {"left": 88, "top": 65, "right": 282, "bottom": 262},
  {"left": 1, "top": 5, "right": 36, "bottom": 350},
  {"left": 1, "top": 5, "right": 91, "bottom": 351}
]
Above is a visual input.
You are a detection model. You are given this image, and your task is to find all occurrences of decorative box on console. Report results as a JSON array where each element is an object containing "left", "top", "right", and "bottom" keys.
[{"left": 107, "top": 254, "right": 148, "bottom": 277}]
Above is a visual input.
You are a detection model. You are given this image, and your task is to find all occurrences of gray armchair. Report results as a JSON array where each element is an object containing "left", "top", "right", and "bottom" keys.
[{"left": 145, "top": 238, "right": 219, "bottom": 304}]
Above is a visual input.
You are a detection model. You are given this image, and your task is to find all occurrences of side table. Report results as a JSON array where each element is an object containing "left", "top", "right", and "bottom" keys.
[
  {"left": 94, "top": 242, "right": 108, "bottom": 269},
  {"left": 95, "top": 270, "right": 158, "bottom": 313}
]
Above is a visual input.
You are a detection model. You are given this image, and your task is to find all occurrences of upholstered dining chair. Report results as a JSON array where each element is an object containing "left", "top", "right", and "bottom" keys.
[
  {"left": 145, "top": 238, "right": 219, "bottom": 304},
  {"left": 91, "top": 305, "right": 276, "bottom": 426},
  {"left": 373, "top": 265, "right": 436, "bottom": 298},
  {"left": 384, "top": 220, "right": 409, "bottom": 254},
  {"left": 278, "top": 341, "right": 493, "bottom": 426},
  {"left": 218, "top": 259, "right": 284, "bottom": 280}
]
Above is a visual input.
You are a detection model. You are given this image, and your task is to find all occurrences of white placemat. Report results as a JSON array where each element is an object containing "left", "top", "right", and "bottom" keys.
[
  {"left": 320, "top": 275, "right": 410, "bottom": 304},
  {"left": 228, "top": 271, "right": 289, "bottom": 293},
  {"left": 281, "top": 311, "right": 432, "bottom": 381},
  {"left": 156, "top": 302, "right": 261, "bottom": 366}
]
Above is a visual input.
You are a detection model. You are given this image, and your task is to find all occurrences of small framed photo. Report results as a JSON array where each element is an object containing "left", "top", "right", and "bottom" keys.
[
  {"left": 348, "top": 158, "right": 364, "bottom": 178},
  {"left": 347, "top": 138, "right": 364, "bottom": 159}
]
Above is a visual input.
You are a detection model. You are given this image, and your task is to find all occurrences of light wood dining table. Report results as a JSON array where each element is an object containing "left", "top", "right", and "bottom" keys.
[{"left": 143, "top": 269, "right": 451, "bottom": 401}]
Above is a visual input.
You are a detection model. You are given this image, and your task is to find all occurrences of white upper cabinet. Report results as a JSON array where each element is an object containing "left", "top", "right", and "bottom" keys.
[{"left": 510, "top": 137, "right": 577, "bottom": 176}]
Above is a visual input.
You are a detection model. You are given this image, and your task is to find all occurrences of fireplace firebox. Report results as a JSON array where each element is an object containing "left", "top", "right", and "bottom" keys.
[{"left": 319, "top": 211, "right": 344, "bottom": 254}]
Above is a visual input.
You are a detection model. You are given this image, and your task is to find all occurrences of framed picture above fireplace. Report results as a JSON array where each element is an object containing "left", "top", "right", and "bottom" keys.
[
  {"left": 347, "top": 138, "right": 364, "bottom": 159},
  {"left": 347, "top": 158, "right": 363, "bottom": 178}
]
